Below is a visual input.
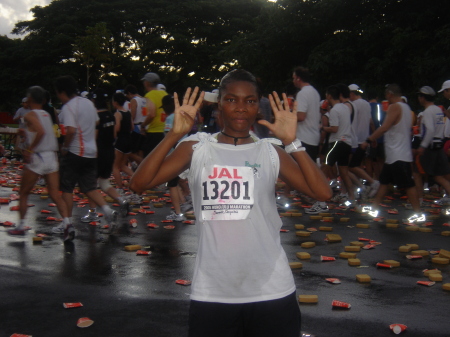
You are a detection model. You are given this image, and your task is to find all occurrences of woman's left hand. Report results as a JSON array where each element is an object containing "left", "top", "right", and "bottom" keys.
[{"left": 258, "top": 92, "right": 298, "bottom": 145}]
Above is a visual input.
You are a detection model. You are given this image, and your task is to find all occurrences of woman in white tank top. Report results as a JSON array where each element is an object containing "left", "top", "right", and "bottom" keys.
[{"left": 130, "top": 70, "right": 331, "bottom": 336}]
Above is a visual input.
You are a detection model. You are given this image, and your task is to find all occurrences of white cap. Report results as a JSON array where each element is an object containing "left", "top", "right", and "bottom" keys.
[
  {"left": 204, "top": 92, "right": 219, "bottom": 103},
  {"left": 417, "top": 86, "right": 436, "bottom": 96},
  {"left": 157, "top": 84, "right": 166, "bottom": 91},
  {"left": 401, "top": 96, "right": 408, "bottom": 103},
  {"left": 438, "top": 80, "right": 450, "bottom": 93},
  {"left": 348, "top": 84, "right": 363, "bottom": 93},
  {"left": 80, "top": 91, "right": 89, "bottom": 98},
  {"left": 141, "top": 72, "right": 161, "bottom": 83},
  {"left": 21, "top": 97, "right": 27, "bottom": 103}
]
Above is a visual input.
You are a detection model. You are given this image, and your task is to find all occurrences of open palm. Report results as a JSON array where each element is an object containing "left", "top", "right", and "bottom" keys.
[
  {"left": 258, "top": 92, "right": 298, "bottom": 145},
  {"left": 172, "top": 87, "right": 204, "bottom": 135}
]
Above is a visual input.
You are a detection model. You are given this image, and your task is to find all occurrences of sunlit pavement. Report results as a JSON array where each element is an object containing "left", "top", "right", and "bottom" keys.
[{"left": 1, "top": 174, "right": 450, "bottom": 336}]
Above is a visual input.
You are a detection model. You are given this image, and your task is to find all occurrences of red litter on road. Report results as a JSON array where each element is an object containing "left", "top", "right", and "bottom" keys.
[
  {"left": 129, "top": 219, "right": 138, "bottom": 227},
  {"left": 417, "top": 281, "right": 435, "bottom": 287},
  {"left": 164, "top": 225, "right": 175, "bottom": 230},
  {"left": 10, "top": 334, "right": 32, "bottom": 337},
  {"left": 40, "top": 209, "right": 52, "bottom": 214},
  {"left": 321, "top": 256, "right": 336, "bottom": 261},
  {"left": 147, "top": 223, "right": 159, "bottom": 229},
  {"left": 77, "top": 317, "right": 94, "bottom": 328},
  {"left": 2, "top": 221, "right": 15, "bottom": 227},
  {"left": 358, "top": 237, "right": 370, "bottom": 241},
  {"left": 390, "top": 324, "right": 407, "bottom": 334},
  {"left": 326, "top": 278, "right": 341, "bottom": 284},
  {"left": 376, "top": 263, "right": 392, "bottom": 269},
  {"left": 332, "top": 300, "right": 351, "bottom": 309},
  {"left": 175, "top": 279, "right": 192, "bottom": 286},
  {"left": 406, "top": 255, "right": 423, "bottom": 260},
  {"left": 280, "top": 229, "right": 289, "bottom": 232},
  {"left": 362, "top": 244, "right": 376, "bottom": 250},
  {"left": 63, "top": 302, "right": 83, "bottom": 308},
  {"left": 136, "top": 250, "right": 151, "bottom": 255}
]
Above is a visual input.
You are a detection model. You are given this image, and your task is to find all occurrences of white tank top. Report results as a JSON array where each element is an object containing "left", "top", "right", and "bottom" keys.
[
  {"left": 132, "top": 96, "right": 147, "bottom": 124},
  {"left": 384, "top": 102, "right": 412, "bottom": 164},
  {"left": 25, "top": 109, "right": 58, "bottom": 153},
  {"left": 183, "top": 132, "right": 296, "bottom": 303}
]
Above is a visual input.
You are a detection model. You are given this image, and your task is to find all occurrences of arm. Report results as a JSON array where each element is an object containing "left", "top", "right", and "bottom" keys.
[
  {"left": 360, "top": 103, "right": 401, "bottom": 149},
  {"left": 130, "top": 87, "right": 204, "bottom": 194},
  {"left": 114, "top": 112, "right": 121, "bottom": 134},
  {"left": 297, "top": 111, "right": 306, "bottom": 122},
  {"left": 141, "top": 99, "right": 156, "bottom": 129},
  {"left": 129, "top": 98, "right": 137, "bottom": 122},
  {"left": 419, "top": 111, "right": 434, "bottom": 149},
  {"left": 258, "top": 92, "right": 332, "bottom": 201}
]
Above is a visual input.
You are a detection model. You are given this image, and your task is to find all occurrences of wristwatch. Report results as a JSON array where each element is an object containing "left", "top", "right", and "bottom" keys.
[{"left": 284, "top": 139, "right": 306, "bottom": 153}]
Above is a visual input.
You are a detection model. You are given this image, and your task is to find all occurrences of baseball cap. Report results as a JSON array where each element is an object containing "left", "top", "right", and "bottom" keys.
[
  {"left": 438, "top": 80, "right": 450, "bottom": 93},
  {"left": 348, "top": 84, "right": 363, "bottom": 93},
  {"left": 80, "top": 91, "right": 89, "bottom": 98},
  {"left": 417, "top": 86, "right": 436, "bottom": 96},
  {"left": 21, "top": 97, "right": 27, "bottom": 103},
  {"left": 157, "top": 84, "right": 166, "bottom": 91},
  {"left": 141, "top": 72, "right": 161, "bottom": 83}
]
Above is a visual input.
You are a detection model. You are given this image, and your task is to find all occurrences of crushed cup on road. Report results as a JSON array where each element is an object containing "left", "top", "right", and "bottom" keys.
[
  {"left": 77, "top": 317, "right": 94, "bottom": 328},
  {"left": 63, "top": 302, "right": 83, "bottom": 309},
  {"left": 389, "top": 324, "right": 407, "bottom": 334},
  {"left": 332, "top": 300, "right": 351, "bottom": 309}
]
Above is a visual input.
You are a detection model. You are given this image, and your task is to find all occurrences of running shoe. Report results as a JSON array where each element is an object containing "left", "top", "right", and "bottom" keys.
[
  {"left": 403, "top": 213, "right": 426, "bottom": 224},
  {"left": 126, "top": 193, "right": 142, "bottom": 204},
  {"left": 304, "top": 201, "right": 329, "bottom": 214},
  {"left": 63, "top": 224, "right": 75, "bottom": 242},
  {"left": 166, "top": 211, "right": 186, "bottom": 222},
  {"left": 7, "top": 229, "right": 26, "bottom": 236},
  {"left": 81, "top": 211, "right": 100, "bottom": 223},
  {"left": 434, "top": 197, "right": 450, "bottom": 206},
  {"left": 330, "top": 193, "right": 348, "bottom": 203},
  {"left": 105, "top": 210, "right": 118, "bottom": 234},
  {"left": 361, "top": 206, "right": 379, "bottom": 217},
  {"left": 52, "top": 225, "right": 64, "bottom": 234},
  {"left": 276, "top": 195, "right": 291, "bottom": 210},
  {"left": 119, "top": 199, "right": 129, "bottom": 218}
]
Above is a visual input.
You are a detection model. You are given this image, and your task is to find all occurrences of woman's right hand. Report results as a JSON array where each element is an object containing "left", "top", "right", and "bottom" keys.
[{"left": 172, "top": 87, "right": 204, "bottom": 136}]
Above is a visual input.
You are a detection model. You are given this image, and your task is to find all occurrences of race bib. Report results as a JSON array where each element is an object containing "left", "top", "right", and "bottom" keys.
[{"left": 201, "top": 165, "right": 254, "bottom": 220}]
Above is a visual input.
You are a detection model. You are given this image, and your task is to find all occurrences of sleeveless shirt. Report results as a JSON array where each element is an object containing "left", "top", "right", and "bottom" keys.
[
  {"left": 25, "top": 109, "right": 58, "bottom": 153},
  {"left": 182, "top": 132, "right": 296, "bottom": 304},
  {"left": 384, "top": 102, "right": 413, "bottom": 164}
]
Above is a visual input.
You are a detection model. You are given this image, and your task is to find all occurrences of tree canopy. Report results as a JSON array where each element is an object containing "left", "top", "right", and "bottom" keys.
[{"left": 1, "top": 0, "right": 449, "bottom": 112}]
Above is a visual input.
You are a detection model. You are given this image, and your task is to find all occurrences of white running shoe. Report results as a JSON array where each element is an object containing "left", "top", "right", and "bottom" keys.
[
  {"left": 403, "top": 213, "right": 426, "bottom": 224},
  {"left": 434, "top": 197, "right": 450, "bottom": 206},
  {"left": 276, "top": 195, "right": 291, "bottom": 210},
  {"left": 166, "top": 211, "right": 186, "bottom": 221},
  {"left": 305, "top": 202, "right": 329, "bottom": 215},
  {"left": 368, "top": 180, "right": 380, "bottom": 198},
  {"left": 180, "top": 201, "right": 193, "bottom": 213},
  {"left": 81, "top": 211, "right": 100, "bottom": 223},
  {"left": 331, "top": 193, "right": 348, "bottom": 203}
]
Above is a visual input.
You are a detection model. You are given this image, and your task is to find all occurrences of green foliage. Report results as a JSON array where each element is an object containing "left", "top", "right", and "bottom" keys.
[{"left": 1, "top": 0, "right": 449, "bottom": 113}]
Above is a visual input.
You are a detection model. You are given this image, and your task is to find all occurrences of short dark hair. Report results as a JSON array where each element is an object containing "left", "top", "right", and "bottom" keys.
[
  {"left": 92, "top": 88, "right": 109, "bottom": 110},
  {"left": 418, "top": 93, "right": 434, "bottom": 102},
  {"left": 385, "top": 84, "right": 402, "bottom": 97},
  {"left": 336, "top": 83, "right": 350, "bottom": 99},
  {"left": 124, "top": 84, "right": 138, "bottom": 95},
  {"left": 218, "top": 69, "right": 261, "bottom": 100},
  {"left": 27, "top": 86, "right": 46, "bottom": 105},
  {"left": 54, "top": 76, "right": 78, "bottom": 97},
  {"left": 293, "top": 66, "right": 311, "bottom": 83},
  {"left": 162, "top": 95, "right": 175, "bottom": 115},
  {"left": 326, "top": 85, "right": 340, "bottom": 101},
  {"left": 113, "top": 92, "right": 127, "bottom": 106}
]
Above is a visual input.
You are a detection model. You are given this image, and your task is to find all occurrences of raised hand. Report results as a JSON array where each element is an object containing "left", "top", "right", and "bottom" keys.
[
  {"left": 172, "top": 87, "right": 204, "bottom": 136},
  {"left": 258, "top": 92, "right": 298, "bottom": 145}
]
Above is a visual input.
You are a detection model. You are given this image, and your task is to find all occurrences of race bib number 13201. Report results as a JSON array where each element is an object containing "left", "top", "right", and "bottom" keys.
[{"left": 201, "top": 165, "right": 254, "bottom": 220}]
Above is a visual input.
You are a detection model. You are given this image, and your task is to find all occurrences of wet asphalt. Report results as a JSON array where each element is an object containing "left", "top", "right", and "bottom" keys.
[{"left": 1, "top": 162, "right": 450, "bottom": 337}]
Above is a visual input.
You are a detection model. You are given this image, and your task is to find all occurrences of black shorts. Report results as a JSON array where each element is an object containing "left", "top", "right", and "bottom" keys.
[
  {"left": 368, "top": 142, "right": 385, "bottom": 160},
  {"left": 349, "top": 146, "right": 366, "bottom": 168},
  {"left": 420, "top": 148, "right": 450, "bottom": 176},
  {"left": 115, "top": 136, "right": 132, "bottom": 154},
  {"left": 143, "top": 132, "right": 165, "bottom": 157},
  {"left": 379, "top": 160, "right": 415, "bottom": 189},
  {"left": 188, "top": 292, "right": 301, "bottom": 337},
  {"left": 325, "top": 141, "right": 351, "bottom": 167},
  {"left": 97, "top": 146, "right": 114, "bottom": 179},
  {"left": 60, "top": 152, "right": 98, "bottom": 194},
  {"left": 167, "top": 176, "right": 179, "bottom": 188},
  {"left": 130, "top": 131, "right": 145, "bottom": 153},
  {"left": 411, "top": 136, "right": 421, "bottom": 150},
  {"left": 302, "top": 142, "right": 319, "bottom": 161}
]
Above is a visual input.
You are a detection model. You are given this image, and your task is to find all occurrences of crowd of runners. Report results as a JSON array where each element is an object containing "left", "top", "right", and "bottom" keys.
[{"left": 3, "top": 67, "right": 450, "bottom": 336}]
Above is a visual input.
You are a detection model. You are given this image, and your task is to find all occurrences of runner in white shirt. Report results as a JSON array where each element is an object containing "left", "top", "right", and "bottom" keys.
[
  {"left": 130, "top": 69, "right": 331, "bottom": 337},
  {"left": 361, "top": 84, "right": 424, "bottom": 223},
  {"left": 292, "top": 66, "right": 321, "bottom": 160},
  {"left": 348, "top": 84, "right": 380, "bottom": 198},
  {"left": 416, "top": 86, "right": 450, "bottom": 206},
  {"left": 8, "top": 86, "right": 71, "bottom": 239}
]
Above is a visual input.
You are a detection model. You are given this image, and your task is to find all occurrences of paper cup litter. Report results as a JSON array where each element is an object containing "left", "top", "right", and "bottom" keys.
[
  {"left": 77, "top": 317, "right": 94, "bottom": 328},
  {"left": 390, "top": 324, "right": 407, "bottom": 334}
]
